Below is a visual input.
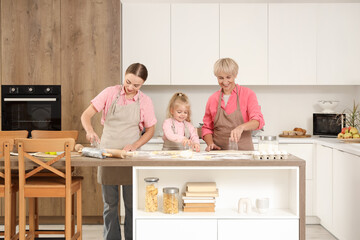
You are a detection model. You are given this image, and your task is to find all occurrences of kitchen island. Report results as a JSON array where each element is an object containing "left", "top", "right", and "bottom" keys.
[{"left": 69, "top": 151, "right": 305, "bottom": 240}]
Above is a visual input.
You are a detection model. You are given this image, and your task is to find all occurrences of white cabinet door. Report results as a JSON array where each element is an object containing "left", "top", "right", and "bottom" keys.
[
  {"left": 122, "top": 4, "right": 170, "bottom": 85},
  {"left": 136, "top": 219, "right": 217, "bottom": 240},
  {"left": 332, "top": 150, "right": 360, "bottom": 240},
  {"left": 171, "top": 4, "right": 219, "bottom": 85},
  {"left": 279, "top": 143, "right": 314, "bottom": 216},
  {"left": 317, "top": 3, "right": 360, "bottom": 85},
  {"left": 220, "top": 4, "right": 267, "bottom": 85},
  {"left": 268, "top": 4, "right": 317, "bottom": 85},
  {"left": 218, "top": 219, "right": 299, "bottom": 240},
  {"left": 315, "top": 144, "right": 333, "bottom": 231}
]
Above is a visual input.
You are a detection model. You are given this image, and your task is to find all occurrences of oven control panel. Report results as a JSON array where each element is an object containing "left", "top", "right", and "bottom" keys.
[{"left": 2, "top": 85, "right": 60, "bottom": 95}]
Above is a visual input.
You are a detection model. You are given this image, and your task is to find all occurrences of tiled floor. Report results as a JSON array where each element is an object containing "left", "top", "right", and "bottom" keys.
[{"left": 0, "top": 224, "right": 337, "bottom": 239}]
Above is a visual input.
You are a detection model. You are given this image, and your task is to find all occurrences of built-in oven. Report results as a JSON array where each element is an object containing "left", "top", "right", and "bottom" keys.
[{"left": 1, "top": 85, "right": 61, "bottom": 136}]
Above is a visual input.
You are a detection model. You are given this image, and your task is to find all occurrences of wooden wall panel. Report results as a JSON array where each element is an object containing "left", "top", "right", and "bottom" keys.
[
  {"left": 61, "top": 0, "right": 121, "bottom": 144},
  {"left": 1, "top": 0, "right": 61, "bottom": 85},
  {"left": 61, "top": 0, "right": 121, "bottom": 216}
]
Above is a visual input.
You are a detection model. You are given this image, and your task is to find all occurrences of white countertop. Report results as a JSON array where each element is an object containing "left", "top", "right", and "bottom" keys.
[{"left": 147, "top": 136, "right": 360, "bottom": 157}]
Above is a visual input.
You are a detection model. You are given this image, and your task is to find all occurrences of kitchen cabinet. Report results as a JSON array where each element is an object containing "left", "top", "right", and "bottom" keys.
[
  {"left": 122, "top": 3, "right": 171, "bottom": 85},
  {"left": 171, "top": 4, "right": 219, "bottom": 85},
  {"left": 279, "top": 143, "right": 314, "bottom": 216},
  {"left": 219, "top": 4, "right": 267, "bottom": 85},
  {"left": 317, "top": 3, "right": 360, "bottom": 85},
  {"left": 136, "top": 219, "right": 217, "bottom": 240},
  {"left": 134, "top": 165, "right": 303, "bottom": 240},
  {"left": 332, "top": 149, "right": 360, "bottom": 240},
  {"left": 268, "top": 4, "right": 317, "bottom": 85},
  {"left": 315, "top": 144, "right": 333, "bottom": 231},
  {"left": 218, "top": 219, "right": 298, "bottom": 240}
]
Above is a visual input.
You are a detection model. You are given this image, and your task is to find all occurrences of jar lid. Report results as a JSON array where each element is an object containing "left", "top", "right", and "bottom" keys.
[
  {"left": 259, "top": 136, "right": 277, "bottom": 141},
  {"left": 144, "top": 177, "right": 159, "bottom": 183},
  {"left": 163, "top": 187, "right": 179, "bottom": 194}
]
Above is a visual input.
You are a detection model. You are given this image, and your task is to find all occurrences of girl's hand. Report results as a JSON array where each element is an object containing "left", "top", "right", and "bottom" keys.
[
  {"left": 123, "top": 144, "right": 137, "bottom": 151},
  {"left": 86, "top": 131, "right": 100, "bottom": 144},
  {"left": 230, "top": 125, "right": 245, "bottom": 142},
  {"left": 192, "top": 143, "right": 201, "bottom": 152},
  {"left": 182, "top": 138, "right": 192, "bottom": 148},
  {"left": 205, "top": 143, "right": 221, "bottom": 152}
]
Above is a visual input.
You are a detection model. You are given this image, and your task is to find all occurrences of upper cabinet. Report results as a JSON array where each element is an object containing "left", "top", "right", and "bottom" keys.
[
  {"left": 269, "top": 4, "right": 317, "bottom": 85},
  {"left": 171, "top": 4, "right": 219, "bottom": 85},
  {"left": 122, "top": 3, "right": 170, "bottom": 85},
  {"left": 220, "top": 4, "right": 267, "bottom": 85},
  {"left": 317, "top": 3, "right": 360, "bottom": 85},
  {"left": 122, "top": 3, "right": 360, "bottom": 86}
]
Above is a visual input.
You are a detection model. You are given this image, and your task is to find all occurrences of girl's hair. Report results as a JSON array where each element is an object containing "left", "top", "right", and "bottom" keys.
[
  {"left": 125, "top": 63, "right": 148, "bottom": 81},
  {"left": 166, "top": 92, "right": 191, "bottom": 122},
  {"left": 213, "top": 58, "right": 239, "bottom": 77}
]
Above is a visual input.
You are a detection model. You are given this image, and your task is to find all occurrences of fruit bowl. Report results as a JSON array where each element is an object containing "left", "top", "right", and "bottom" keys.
[{"left": 318, "top": 100, "right": 339, "bottom": 113}]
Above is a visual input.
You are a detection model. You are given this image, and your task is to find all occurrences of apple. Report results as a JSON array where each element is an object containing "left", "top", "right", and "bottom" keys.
[
  {"left": 353, "top": 134, "right": 360, "bottom": 139},
  {"left": 341, "top": 127, "right": 349, "bottom": 134},
  {"left": 337, "top": 133, "right": 344, "bottom": 139},
  {"left": 349, "top": 127, "right": 358, "bottom": 135},
  {"left": 343, "top": 132, "right": 352, "bottom": 139}
]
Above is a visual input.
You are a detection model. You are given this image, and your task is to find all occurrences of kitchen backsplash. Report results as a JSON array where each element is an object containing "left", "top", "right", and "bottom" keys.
[{"left": 142, "top": 85, "right": 359, "bottom": 137}]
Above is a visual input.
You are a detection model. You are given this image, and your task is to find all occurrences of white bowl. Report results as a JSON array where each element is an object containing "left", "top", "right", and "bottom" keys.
[{"left": 318, "top": 100, "right": 339, "bottom": 113}]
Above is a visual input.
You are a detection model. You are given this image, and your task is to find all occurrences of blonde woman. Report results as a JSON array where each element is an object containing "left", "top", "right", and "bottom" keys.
[
  {"left": 162, "top": 92, "right": 200, "bottom": 152},
  {"left": 202, "top": 58, "right": 265, "bottom": 151}
]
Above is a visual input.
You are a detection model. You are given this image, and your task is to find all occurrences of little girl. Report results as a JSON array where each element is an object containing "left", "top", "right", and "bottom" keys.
[{"left": 162, "top": 92, "right": 200, "bottom": 152}]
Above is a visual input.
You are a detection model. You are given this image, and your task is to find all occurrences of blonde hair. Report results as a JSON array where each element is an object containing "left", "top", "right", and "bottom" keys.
[
  {"left": 213, "top": 58, "right": 239, "bottom": 77},
  {"left": 166, "top": 92, "right": 192, "bottom": 122}
]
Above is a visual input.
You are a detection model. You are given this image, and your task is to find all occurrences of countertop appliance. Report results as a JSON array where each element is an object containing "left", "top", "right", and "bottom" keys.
[
  {"left": 1, "top": 85, "right": 61, "bottom": 136},
  {"left": 313, "top": 113, "right": 345, "bottom": 137}
]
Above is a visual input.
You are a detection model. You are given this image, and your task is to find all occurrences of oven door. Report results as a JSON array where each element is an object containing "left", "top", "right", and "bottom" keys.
[{"left": 2, "top": 96, "right": 61, "bottom": 132}]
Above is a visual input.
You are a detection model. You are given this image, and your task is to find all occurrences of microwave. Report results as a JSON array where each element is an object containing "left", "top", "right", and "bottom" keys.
[{"left": 313, "top": 113, "right": 345, "bottom": 136}]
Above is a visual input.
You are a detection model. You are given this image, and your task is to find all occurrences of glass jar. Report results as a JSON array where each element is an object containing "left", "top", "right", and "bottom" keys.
[
  {"left": 258, "top": 136, "right": 278, "bottom": 152},
  {"left": 144, "top": 177, "right": 159, "bottom": 212},
  {"left": 163, "top": 187, "right": 179, "bottom": 214}
]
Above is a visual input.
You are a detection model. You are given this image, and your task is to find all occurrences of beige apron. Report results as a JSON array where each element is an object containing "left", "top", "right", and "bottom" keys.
[
  {"left": 162, "top": 119, "right": 191, "bottom": 150},
  {"left": 98, "top": 92, "right": 140, "bottom": 185},
  {"left": 213, "top": 86, "right": 254, "bottom": 150}
]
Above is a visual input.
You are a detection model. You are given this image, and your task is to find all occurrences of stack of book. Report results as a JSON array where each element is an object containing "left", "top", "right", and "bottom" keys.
[{"left": 182, "top": 182, "right": 218, "bottom": 212}]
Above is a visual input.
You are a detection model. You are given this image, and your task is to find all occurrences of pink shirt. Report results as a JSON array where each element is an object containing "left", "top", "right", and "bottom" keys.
[
  {"left": 162, "top": 118, "right": 200, "bottom": 144},
  {"left": 202, "top": 84, "right": 265, "bottom": 138},
  {"left": 91, "top": 85, "right": 157, "bottom": 130}
]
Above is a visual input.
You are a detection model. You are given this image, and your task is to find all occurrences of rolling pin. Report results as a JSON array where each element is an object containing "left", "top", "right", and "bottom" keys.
[{"left": 75, "top": 144, "right": 131, "bottom": 159}]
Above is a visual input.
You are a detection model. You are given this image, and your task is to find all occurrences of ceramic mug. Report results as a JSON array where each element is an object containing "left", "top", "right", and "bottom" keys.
[{"left": 256, "top": 198, "right": 269, "bottom": 214}]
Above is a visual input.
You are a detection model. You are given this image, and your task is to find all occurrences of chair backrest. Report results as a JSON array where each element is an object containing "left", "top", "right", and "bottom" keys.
[
  {"left": 0, "top": 130, "right": 28, "bottom": 138},
  {"left": 0, "top": 138, "right": 14, "bottom": 182},
  {"left": 17, "top": 138, "right": 75, "bottom": 182},
  {"left": 31, "top": 130, "right": 79, "bottom": 141}
]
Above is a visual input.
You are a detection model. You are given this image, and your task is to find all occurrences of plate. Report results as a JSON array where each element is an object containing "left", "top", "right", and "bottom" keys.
[
  {"left": 340, "top": 138, "right": 360, "bottom": 143},
  {"left": 279, "top": 134, "right": 311, "bottom": 138}
]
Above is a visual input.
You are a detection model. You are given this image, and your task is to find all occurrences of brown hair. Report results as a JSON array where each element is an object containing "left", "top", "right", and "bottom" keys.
[
  {"left": 166, "top": 92, "right": 192, "bottom": 122},
  {"left": 125, "top": 63, "right": 148, "bottom": 81}
]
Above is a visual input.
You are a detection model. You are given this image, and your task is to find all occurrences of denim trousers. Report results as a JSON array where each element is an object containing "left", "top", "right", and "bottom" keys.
[{"left": 102, "top": 185, "right": 133, "bottom": 240}]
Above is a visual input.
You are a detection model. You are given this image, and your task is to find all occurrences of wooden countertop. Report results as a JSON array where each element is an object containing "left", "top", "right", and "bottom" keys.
[{"left": 6, "top": 151, "right": 305, "bottom": 168}]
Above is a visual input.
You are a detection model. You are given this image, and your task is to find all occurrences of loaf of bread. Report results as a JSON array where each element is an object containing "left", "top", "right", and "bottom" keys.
[{"left": 293, "top": 127, "right": 306, "bottom": 135}]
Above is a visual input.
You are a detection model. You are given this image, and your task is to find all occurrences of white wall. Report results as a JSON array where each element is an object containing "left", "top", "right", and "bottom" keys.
[{"left": 142, "top": 85, "right": 358, "bottom": 136}]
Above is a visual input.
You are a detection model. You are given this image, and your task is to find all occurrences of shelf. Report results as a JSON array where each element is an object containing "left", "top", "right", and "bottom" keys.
[{"left": 135, "top": 208, "right": 298, "bottom": 219}]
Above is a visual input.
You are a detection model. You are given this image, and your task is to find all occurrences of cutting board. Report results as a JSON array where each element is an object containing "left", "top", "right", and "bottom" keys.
[{"left": 279, "top": 134, "right": 311, "bottom": 138}]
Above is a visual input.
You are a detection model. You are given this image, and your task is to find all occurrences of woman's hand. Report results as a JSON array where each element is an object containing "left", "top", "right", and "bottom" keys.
[
  {"left": 192, "top": 143, "right": 201, "bottom": 152},
  {"left": 123, "top": 144, "right": 138, "bottom": 151},
  {"left": 86, "top": 131, "right": 100, "bottom": 144},
  {"left": 230, "top": 125, "right": 245, "bottom": 142},
  {"left": 205, "top": 143, "right": 221, "bottom": 152}
]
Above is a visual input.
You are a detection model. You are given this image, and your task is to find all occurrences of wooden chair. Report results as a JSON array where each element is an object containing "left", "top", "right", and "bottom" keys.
[
  {"left": 31, "top": 130, "right": 79, "bottom": 141},
  {"left": 0, "top": 130, "right": 28, "bottom": 139},
  {"left": 17, "top": 138, "right": 82, "bottom": 240},
  {"left": 0, "top": 138, "right": 17, "bottom": 240}
]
